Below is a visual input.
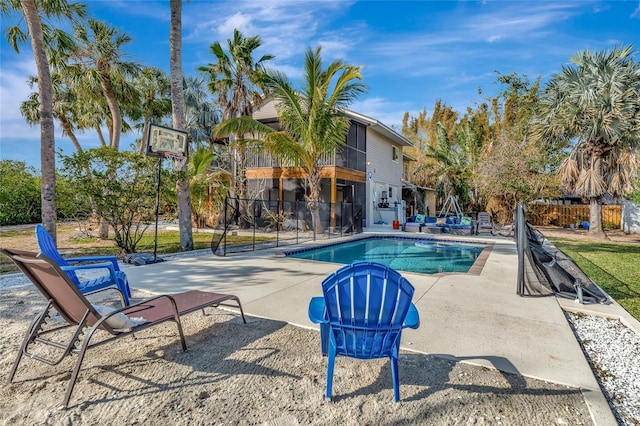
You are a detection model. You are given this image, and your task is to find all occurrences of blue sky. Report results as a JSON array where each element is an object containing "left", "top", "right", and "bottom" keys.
[{"left": 1, "top": 0, "right": 639, "bottom": 169}]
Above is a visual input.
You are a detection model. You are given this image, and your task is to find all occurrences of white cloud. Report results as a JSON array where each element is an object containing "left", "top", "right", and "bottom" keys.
[
  {"left": 0, "top": 58, "right": 39, "bottom": 139},
  {"left": 462, "top": 2, "right": 582, "bottom": 41},
  {"left": 632, "top": 2, "right": 640, "bottom": 18},
  {"left": 184, "top": 0, "right": 355, "bottom": 66},
  {"left": 350, "top": 97, "right": 412, "bottom": 129},
  {"left": 217, "top": 13, "right": 255, "bottom": 37}
]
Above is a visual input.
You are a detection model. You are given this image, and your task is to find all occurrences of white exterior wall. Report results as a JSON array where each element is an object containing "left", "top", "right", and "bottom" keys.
[
  {"left": 253, "top": 99, "right": 279, "bottom": 120},
  {"left": 621, "top": 200, "right": 640, "bottom": 233},
  {"left": 366, "top": 127, "right": 405, "bottom": 226}
]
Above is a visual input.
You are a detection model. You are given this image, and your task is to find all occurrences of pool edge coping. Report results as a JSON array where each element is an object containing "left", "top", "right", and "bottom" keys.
[{"left": 274, "top": 233, "right": 495, "bottom": 276}]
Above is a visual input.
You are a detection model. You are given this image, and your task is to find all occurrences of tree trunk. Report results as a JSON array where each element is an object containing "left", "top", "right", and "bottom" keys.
[
  {"left": 60, "top": 118, "right": 84, "bottom": 153},
  {"left": 234, "top": 146, "right": 249, "bottom": 228},
  {"left": 139, "top": 121, "right": 149, "bottom": 154},
  {"left": 170, "top": 0, "right": 193, "bottom": 251},
  {"left": 100, "top": 77, "right": 122, "bottom": 149},
  {"left": 588, "top": 197, "right": 608, "bottom": 240},
  {"left": 307, "top": 172, "right": 324, "bottom": 235},
  {"left": 21, "top": 0, "right": 57, "bottom": 241},
  {"left": 96, "top": 126, "right": 107, "bottom": 146}
]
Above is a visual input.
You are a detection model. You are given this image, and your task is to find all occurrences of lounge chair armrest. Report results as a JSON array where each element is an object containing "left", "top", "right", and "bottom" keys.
[
  {"left": 112, "top": 294, "right": 178, "bottom": 315},
  {"left": 65, "top": 255, "right": 119, "bottom": 270},
  {"left": 61, "top": 262, "right": 119, "bottom": 284},
  {"left": 308, "top": 296, "right": 328, "bottom": 324},
  {"left": 403, "top": 303, "right": 420, "bottom": 329},
  {"left": 84, "top": 286, "right": 125, "bottom": 298},
  {"left": 61, "top": 261, "right": 116, "bottom": 273},
  {"left": 83, "top": 285, "right": 127, "bottom": 307},
  {"left": 93, "top": 294, "right": 181, "bottom": 331}
]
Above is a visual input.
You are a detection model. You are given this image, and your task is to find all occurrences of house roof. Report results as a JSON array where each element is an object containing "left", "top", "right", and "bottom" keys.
[
  {"left": 403, "top": 152, "right": 417, "bottom": 162},
  {"left": 402, "top": 180, "right": 435, "bottom": 192},
  {"left": 342, "top": 109, "right": 413, "bottom": 148},
  {"left": 254, "top": 97, "right": 413, "bottom": 148}
]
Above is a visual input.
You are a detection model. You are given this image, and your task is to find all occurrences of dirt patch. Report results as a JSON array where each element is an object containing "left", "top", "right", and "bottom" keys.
[
  {"left": 0, "top": 287, "right": 594, "bottom": 425},
  {"left": 536, "top": 225, "right": 640, "bottom": 244}
]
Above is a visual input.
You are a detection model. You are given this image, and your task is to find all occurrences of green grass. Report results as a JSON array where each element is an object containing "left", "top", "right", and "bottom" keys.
[
  {"left": 135, "top": 231, "right": 271, "bottom": 254},
  {"left": 3, "top": 226, "right": 638, "bottom": 322},
  {"left": 547, "top": 238, "right": 640, "bottom": 321},
  {"left": 0, "top": 228, "right": 272, "bottom": 274}
]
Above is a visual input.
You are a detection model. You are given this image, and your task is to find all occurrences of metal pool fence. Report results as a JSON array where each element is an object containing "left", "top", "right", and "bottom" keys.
[{"left": 211, "top": 197, "right": 364, "bottom": 255}]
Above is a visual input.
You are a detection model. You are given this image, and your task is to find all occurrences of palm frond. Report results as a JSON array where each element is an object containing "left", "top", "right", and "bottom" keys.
[
  {"left": 575, "top": 168, "right": 606, "bottom": 198},
  {"left": 557, "top": 157, "right": 580, "bottom": 187}
]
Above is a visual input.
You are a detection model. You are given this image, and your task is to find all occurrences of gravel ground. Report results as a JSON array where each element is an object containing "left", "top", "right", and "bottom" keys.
[
  {"left": 567, "top": 313, "right": 640, "bottom": 426},
  {"left": 1, "top": 251, "right": 638, "bottom": 425}
]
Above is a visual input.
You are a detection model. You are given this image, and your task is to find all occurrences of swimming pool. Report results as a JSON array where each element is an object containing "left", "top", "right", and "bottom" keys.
[{"left": 285, "top": 236, "right": 487, "bottom": 274}]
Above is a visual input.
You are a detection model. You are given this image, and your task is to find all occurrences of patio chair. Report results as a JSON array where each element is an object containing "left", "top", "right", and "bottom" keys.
[
  {"left": 0, "top": 247, "right": 247, "bottom": 408},
  {"left": 308, "top": 261, "right": 420, "bottom": 402},
  {"left": 476, "top": 212, "right": 494, "bottom": 235},
  {"left": 35, "top": 224, "right": 132, "bottom": 306}
]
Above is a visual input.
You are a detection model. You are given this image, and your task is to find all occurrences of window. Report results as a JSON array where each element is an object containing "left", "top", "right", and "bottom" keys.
[
  {"left": 392, "top": 146, "right": 399, "bottom": 161},
  {"left": 340, "top": 121, "right": 367, "bottom": 171}
]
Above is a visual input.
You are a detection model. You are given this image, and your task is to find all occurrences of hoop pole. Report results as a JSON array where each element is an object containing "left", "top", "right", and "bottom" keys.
[{"left": 154, "top": 158, "right": 162, "bottom": 263}]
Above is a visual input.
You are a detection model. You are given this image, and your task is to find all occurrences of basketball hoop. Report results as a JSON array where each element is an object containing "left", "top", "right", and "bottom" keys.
[{"left": 162, "top": 151, "right": 187, "bottom": 169}]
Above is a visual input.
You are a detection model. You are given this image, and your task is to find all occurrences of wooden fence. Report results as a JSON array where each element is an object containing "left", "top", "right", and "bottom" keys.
[{"left": 526, "top": 204, "right": 621, "bottom": 228}]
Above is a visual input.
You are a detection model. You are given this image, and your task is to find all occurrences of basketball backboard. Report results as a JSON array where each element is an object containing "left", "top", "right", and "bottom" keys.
[{"left": 146, "top": 124, "right": 188, "bottom": 159}]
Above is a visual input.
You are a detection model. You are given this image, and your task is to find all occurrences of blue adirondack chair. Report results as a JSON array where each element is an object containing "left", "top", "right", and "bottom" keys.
[
  {"left": 35, "top": 225, "right": 131, "bottom": 306},
  {"left": 308, "top": 261, "right": 420, "bottom": 402}
]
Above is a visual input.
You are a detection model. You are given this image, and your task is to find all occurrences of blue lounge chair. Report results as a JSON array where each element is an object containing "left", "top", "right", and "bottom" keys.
[
  {"left": 35, "top": 224, "right": 132, "bottom": 306},
  {"left": 308, "top": 261, "right": 420, "bottom": 402}
]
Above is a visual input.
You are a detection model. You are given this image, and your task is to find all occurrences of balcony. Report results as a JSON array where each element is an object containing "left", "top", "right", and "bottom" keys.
[{"left": 245, "top": 146, "right": 366, "bottom": 172}]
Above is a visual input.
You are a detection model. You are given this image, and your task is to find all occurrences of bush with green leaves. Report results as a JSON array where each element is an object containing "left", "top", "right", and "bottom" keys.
[
  {"left": 61, "top": 147, "right": 161, "bottom": 253},
  {"left": 55, "top": 172, "right": 93, "bottom": 221},
  {"left": 631, "top": 166, "right": 640, "bottom": 204},
  {"left": 0, "top": 160, "right": 41, "bottom": 226}
]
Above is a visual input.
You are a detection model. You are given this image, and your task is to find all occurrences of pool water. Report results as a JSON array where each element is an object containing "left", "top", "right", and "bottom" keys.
[{"left": 286, "top": 237, "right": 485, "bottom": 274}]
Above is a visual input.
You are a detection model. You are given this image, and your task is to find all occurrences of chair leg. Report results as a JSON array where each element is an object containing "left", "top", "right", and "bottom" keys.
[
  {"left": 233, "top": 296, "right": 247, "bottom": 324},
  {"left": 326, "top": 344, "right": 336, "bottom": 401},
  {"left": 390, "top": 354, "right": 400, "bottom": 402},
  {"left": 9, "top": 311, "right": 44, "bottom": 382},
  {"left": 171, "top": 316, "right": 188, "bottom": 351},
  {"left": 64, "top": 325, "right": 98, "bottom": 408}
]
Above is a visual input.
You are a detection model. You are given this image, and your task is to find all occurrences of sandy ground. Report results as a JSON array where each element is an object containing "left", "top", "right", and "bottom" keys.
[
  {"left": 536, "top": 225, "right": 640, "bottom": 244},
  {"left": 0, "top": 287, "right": 595, "bottom": 426}
]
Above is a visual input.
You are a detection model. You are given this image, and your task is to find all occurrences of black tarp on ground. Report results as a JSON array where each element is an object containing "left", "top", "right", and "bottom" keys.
[{"left": 515, "top": 203, "right": 610, "bottom": 304}]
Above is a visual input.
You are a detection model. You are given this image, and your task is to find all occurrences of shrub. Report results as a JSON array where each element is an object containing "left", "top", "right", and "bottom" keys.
[
  {"left": 0, "top": 160, "right": 41, "bottom": 225},
  {"left": 61, "top": 147, "right": 160, "bottom": 253}
]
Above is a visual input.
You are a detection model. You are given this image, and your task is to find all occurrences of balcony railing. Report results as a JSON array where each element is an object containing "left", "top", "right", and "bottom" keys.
[{"left": 245, "top": 146, "right": 366, "bottom": 171}]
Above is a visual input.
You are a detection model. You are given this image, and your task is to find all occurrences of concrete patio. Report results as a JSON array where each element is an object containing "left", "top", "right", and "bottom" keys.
[{"left": 122, "top": 231, "right": 635, "bottom": 425}]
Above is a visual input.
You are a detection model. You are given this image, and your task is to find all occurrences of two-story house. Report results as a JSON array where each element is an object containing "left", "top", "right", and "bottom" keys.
[{"left": 242, "top": 98, "right": 414, "bottom": 230}]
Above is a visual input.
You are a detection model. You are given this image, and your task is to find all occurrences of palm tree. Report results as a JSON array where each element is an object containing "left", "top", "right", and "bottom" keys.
[
  {"left": 183, "top": 75, "right": 221, "bottom": 151},
  {"left": 416, "top": 122, "right": 471, "bottom": 211},
  {"left": 21, "top": 73, "right": 84, "bottom": 152},
  {"left": 182, "top": 75, "right": 222, "bottom": 228},
  {"left": 134, "top": 67, "right": 172, "bottom": 154},
  {"left": 2, "top": 0, "right": 86, "bottom": 242},
  {"left": 169, "top": 0, "right": 194, "bottom": 251},
  {"left": 188, "top": 147, "right": 217, "bottom": 228},
  {"left": 215, "top": 46, "right": 366, "bottom": 234},
  {"left": 537, "top": 45, "right": 640, "bottom": 238},
  {"left": 198, "top": 29, "right": 274, "bottom": 226},
  {"left": 67, "top": 18, "right": 141, "bottom": 149}
]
